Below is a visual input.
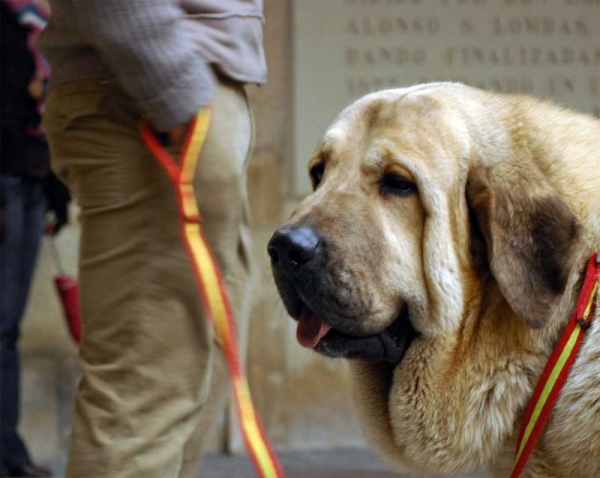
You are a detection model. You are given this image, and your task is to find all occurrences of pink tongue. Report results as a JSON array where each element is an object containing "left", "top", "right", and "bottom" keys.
[{"left": 296, "top": 309, "right": 333, "bottom": 349}]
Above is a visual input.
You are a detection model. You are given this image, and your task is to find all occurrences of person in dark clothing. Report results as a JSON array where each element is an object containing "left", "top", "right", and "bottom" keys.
[{"left": 0, "top": 2, "right": 70, "bottom": 476}]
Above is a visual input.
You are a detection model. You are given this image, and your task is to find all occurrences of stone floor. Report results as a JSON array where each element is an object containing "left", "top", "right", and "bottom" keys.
[
  {"left": 43, "top": 448, "right": 483, "bottom": 478},
  {"left": 200, "top": 449, "right": 484, "bottom": 478}
]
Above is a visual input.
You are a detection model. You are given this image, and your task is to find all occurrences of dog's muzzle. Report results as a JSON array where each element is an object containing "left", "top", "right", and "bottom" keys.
[{"left": 268, "top": 224, "right": 415, "bottom": 364}]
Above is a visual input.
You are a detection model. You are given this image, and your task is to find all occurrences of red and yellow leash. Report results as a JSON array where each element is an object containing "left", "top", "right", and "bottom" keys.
[
  {"left": 141, "top": 108, "right": 285, "bottom": 478},
  {"left": 511, "top": 253, "right": 600, "bottom": 478}
]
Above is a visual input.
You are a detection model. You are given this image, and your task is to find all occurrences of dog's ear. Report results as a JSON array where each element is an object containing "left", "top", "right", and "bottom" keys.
[{"left": 466, "top": 161, "right": 582, "bottom": 328}]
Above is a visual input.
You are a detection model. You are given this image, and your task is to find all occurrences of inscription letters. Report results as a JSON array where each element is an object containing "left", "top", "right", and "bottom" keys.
[
  {"left": 293, "top": 0, "right": 600, "bottom": 195},
  {"left": 339, "top": 6, "right": 599, "bottom": 115}
]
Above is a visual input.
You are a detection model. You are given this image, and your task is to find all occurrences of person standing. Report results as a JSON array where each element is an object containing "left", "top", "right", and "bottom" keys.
[
  {"left": 1, "top": 1, "right": 69, "bottom": 476},
  {"left": 39, "top": 2, "right": 266, "bottom": 477}
]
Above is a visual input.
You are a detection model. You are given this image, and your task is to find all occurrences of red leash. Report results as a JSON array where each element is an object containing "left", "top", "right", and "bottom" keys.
[
  {"left": 141, "top": 108, "right": 285, "bottom": 478},
  {"left": 512, "top": 253, "right": 600, "bottom": 477}
]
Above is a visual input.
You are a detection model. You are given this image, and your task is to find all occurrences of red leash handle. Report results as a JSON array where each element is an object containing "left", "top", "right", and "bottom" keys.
[{"left": 140, "top": 109, "right": 285, "bottom": 478}]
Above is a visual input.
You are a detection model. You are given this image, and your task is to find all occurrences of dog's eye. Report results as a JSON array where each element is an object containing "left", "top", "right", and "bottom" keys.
[
  {"left": 310, "top": 162, "right": 325, "bottom": 190},
  {"left": 380, "top": 173, "right": 416, "bottom": 197}
]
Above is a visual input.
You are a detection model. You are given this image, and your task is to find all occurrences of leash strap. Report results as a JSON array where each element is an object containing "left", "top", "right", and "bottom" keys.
[
  {"left": 140, "top": 108, "right": 285, "bottom": 478},
  {"left": 511, "top": 253, "right": 600, "bottom": 478}
]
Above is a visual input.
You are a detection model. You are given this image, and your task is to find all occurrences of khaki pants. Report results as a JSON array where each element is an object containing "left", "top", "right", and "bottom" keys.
[{"left": 43, "top": 78, "right": 254, "bottom": 478}]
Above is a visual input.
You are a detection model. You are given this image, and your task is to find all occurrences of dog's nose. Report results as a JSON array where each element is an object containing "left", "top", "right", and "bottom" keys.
[{"left": 268, "top": 225, "right": 321, "bottom": 268}]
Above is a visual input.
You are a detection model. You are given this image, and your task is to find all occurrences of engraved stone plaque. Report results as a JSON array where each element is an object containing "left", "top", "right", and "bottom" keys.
[{"left": 292, "top": 0, "right": 600, "bottom": 195}]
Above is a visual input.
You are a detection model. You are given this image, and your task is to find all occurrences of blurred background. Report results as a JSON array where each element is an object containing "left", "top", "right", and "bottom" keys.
[{"left": 18, "top": 0, "right": 600, "bottom": 475}]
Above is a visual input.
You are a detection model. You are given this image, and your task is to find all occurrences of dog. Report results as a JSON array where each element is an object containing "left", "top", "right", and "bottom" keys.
[{"left": 268, "top": 83, "right": 600, "bottom": 477}]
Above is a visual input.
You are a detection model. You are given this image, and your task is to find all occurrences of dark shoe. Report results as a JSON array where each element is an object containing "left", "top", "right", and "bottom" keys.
[{"left": 6, "top": 465, "right": 52, "bottom": 477}]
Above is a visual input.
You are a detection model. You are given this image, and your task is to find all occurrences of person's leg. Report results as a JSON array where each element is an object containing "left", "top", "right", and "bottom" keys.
[
  {"left": 0, "top": 175, "right": 31, "bottom": 472},
  {"left": 0, "top": 175, "right": 45, "bottom": 472},
  {"left": 13, "top": 178, "right": 46, "bottom": 339},
  {"left": 43, "top": 78, "right": 252, "bottom": 478}
]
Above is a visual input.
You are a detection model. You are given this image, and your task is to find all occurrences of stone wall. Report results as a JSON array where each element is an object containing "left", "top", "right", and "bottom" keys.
[{"left": 241, "top": 0, "right": 365, "bottom": 452}]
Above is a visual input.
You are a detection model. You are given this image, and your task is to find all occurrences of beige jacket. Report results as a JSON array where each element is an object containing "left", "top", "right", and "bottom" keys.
[{"left": 39, "top": 0, "right": 266, "bottom": 130}]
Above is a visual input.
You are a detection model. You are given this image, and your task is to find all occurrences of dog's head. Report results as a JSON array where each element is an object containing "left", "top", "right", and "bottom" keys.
[{"left": 268, "top": 83, "right": 583, "bottom": 364}]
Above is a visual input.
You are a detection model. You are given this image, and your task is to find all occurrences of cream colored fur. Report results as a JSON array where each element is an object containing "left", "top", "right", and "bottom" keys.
[{"left": 300, "top": 84, "right": 600, "bottom": 477}]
